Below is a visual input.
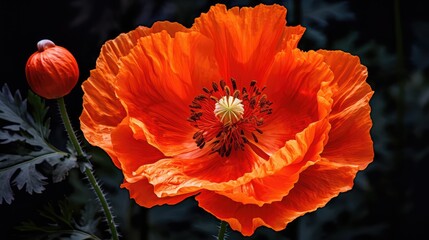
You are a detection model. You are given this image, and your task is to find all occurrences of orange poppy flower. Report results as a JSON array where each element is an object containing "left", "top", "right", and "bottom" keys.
[{"left": 80, "top": 4, "right": 373, "bottom": 236}]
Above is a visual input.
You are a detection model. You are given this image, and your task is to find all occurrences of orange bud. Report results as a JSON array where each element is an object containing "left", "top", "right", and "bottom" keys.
[{"left": 25, "top": 39, "right": 79, "bottom": 99}]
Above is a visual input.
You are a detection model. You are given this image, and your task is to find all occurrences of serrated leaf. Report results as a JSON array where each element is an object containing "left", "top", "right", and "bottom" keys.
[
  {"left": 0, "top": 84, "right": 78, "bottom": 204},
  {"left": 77, "top": 202, "right": 101, "bottom": 234},
  {"left": 13, "top": 163, "right": 48, "bottom": 193},
  {"left": 27, "top": 90, "right": 51, "bottom": 138},
  {"left": 0, "top": 171, "right": 14, "bottom": 204},
  {"left": 0, "top": 85, "right": 27, "bottom": 124},
  {"left": 16, "top": 199, "right": 102, "bottom": 240},
  {"left": 303, "top": 0, "right": 355, "bottom": 27}
]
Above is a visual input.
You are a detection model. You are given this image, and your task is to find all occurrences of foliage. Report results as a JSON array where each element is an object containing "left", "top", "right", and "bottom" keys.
[
  {"left": 16, "top": 199, "right": 101, "bottom": 240},
  {"left": 0, "top": 85, "right": 78, "bottom": 204}
]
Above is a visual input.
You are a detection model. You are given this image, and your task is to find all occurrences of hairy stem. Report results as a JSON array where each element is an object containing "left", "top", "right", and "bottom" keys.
[
  {"left": 217, "top": 221, "right": 228, "bottom": 240},
  {"left": 57, "top": 97, "right": 119, "bottom": 240},
  {"left": 57, "top": 97, "right": 84, "bottom": 157}
]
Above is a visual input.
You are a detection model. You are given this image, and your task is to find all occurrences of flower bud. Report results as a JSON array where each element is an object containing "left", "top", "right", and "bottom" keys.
[{"left": 25, "top": 39, "right": 79, "bottom": 99}]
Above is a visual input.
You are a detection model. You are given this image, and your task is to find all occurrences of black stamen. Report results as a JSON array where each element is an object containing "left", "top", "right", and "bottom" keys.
[
  {"left": 219, "top": 145, "right": 226, "bottom": 157},
  {"left": 198, "top": 141, "right": 205, "bottom": 149},
  {"left": 231, "top": 78, "right": 237, "bottom": 90},
  {"left": 250, "top": 80, "right": 257, "bottom": 87},
  {"left": 195, "top": 94, "right": 207, "bottom": 101},
  {"left": 189, "top": 102, "right": 201, "bottom": 109},
  {"left": 210, "top": 96, "right": 218, "bottom": 102},
  {"left": 233, "top": 90, "right": 240, "bottom": 99},
  {"left": 220, "top": 80, "right": 226, "bottom": 90},
  {"left": 193, "top": 131, "right": 202, "bottom": 139},
  {"left": 225, "top": 146, "right": 232, "bottom": 157},
  {"left": 225, "top": 86, "right": 231, "bottom": 96},
  {"left": 259, "top": 94, "right": 267, "bottom": 104},
  {"left": 212, "top": 82, "right": 219, "bottom": 92},
  {"left": 203, "top": 87, "right": 211, "bottom": 94},
  {"left": 260, "top": 108, "right": 272, "bottom": 114},
  {"left": 252, "top": 132, "right": 259, "bottom": 143},
  {"left": 250, "top": 97, "right": 257, "bottom": 108},
  {"left": 211, "top": 140, "right": 221, "bottom": 152}
]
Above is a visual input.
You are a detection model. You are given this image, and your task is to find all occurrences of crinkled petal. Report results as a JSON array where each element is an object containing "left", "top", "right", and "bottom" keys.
[
  {"left": 254, "top": 49, "right": 334, "bottom": 155},
  {"left": 318, "top": 50, "right": 372, "bottom": 112},
  {"left": 193, "top": 4, "right": 287, "bottom": 86},
  {"left": 110, "top": 118, "right": 165, "bottom": 176},
  {"left": 318, "top": 50, "right": 374, "bottom": 169},
  {"left": 130, "top": 119, "right": 330, "bottom": 206},
  {"left": 280, "top": 25, "right": 306, "bottom": 49},
  {"left": 115, "top": 30, "right": 221, "bottom": 157},
  {"left": 196, "top": 162, "right": 359, "bottom": 236},
  {"left": 217, "top": 119, "right": 330, "bottom": 206},
  {"left": 128, "top": 145, "right": 266, "bottom": 197},
  {"left": 121, "top": 179, "right": 195, "bottom": 208},
  {"left": 80, "top": 22, "right": 188, "bottom": 167}
]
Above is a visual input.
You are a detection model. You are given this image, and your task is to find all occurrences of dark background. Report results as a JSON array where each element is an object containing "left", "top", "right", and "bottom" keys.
[{"left": 1, "top": 0, "right": 428, "bottom": 239}]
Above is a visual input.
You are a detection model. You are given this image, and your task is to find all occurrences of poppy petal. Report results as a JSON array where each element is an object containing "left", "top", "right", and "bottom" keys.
[
  {"left": 318, "top": 50, "right": 374, "bottom": 169},
  {"left": 110, "top": 118, "right": 165, "bottom": 175},
  {"left": 254, "top": 49, "right": 334, "bottom": 155},
  {"left": 193, "top": 4, "right": 287, "bottom": 86},
  {"left": 196, "top": 162, "right": 359, "bottom": 236},
  {"left": 121, "top": 179, "right": 195, "bottom": 207},
  {"left": 318, "top": 50, "right": 372, "bottom": 112},
  {"left": 130, "top": 119, "right": 329, "bottom": 206},
  {"left": 80, "top": 27, "right": 147, "bottom": 166},
  {"left": 129, "top": 144, "right": 265, "bottom": 198},
  {"left": 280, "top": 25, "right": 306, "bottom": 49},
  {"left": 217, "top": 118, "right": 330, "bottom": 206},
  {"left": 80, "top": 22, "right": 188, "bottom": 167},
  {"left": 114, "top": 31, "right": 220, "bottom": 157}
]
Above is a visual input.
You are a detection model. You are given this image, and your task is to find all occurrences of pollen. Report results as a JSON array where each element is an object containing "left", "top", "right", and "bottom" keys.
[{"left": 214, "top": 96, "right": 244, "bottom": 124}]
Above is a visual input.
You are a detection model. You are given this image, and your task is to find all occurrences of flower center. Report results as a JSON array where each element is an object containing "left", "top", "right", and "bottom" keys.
[
  {"left": 188, "top": 78, "right": 272, "bottom": 157},
  {"left": 214, "top": 96, "right": 244, "bottom": 124}
]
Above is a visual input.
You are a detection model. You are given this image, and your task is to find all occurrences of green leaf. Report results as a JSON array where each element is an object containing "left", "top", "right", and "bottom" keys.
[
  {"left": 0, "top": 84, "right": 78, "bottom": 204},
  {"left": 27, "top": 90, "right": 51, "bottom": 138},
  {"left": 16, "top": 199, "right": 102, "bottom": 240}
]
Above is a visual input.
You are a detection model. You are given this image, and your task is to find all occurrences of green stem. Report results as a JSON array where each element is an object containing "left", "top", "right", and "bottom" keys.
[
  {"left": 84, "top": 167, "right": 118, "bottom": 240},
  {"left": 57, "top": 97, "right": 119, "bottom": 240},
  {"left": 57, "top": 97, "right": 85, "bottom": 157},
  {"left": 217, "top": 221, "right": 228, "bottom": 240}
]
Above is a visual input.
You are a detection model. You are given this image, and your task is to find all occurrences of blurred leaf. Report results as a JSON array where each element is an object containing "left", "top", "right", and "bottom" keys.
[
  {"left": 0, "top": 84, "right": 78, "bottom": 204},
  {"left": 299, "top": 0, "right": 355, "bottom": 47},
  {"left": 297, "top": 189, "right": 387, "bottom": 240},
  {"left": 390, "top": 70, "right": 429, "bottom": 160},
  {"left": 303, "top": 0, "right": 354, "bottom": 27},
  {"left": 411, "top": 21, "right": 429, "bottom": 70},
  {"left": 16, "top": 199, "right": 101, "bottom": 240}
]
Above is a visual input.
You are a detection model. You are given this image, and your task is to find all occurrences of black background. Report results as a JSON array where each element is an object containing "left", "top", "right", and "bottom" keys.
[{"left": 1, "top": 0, "right": 428, "bottom": 239}]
